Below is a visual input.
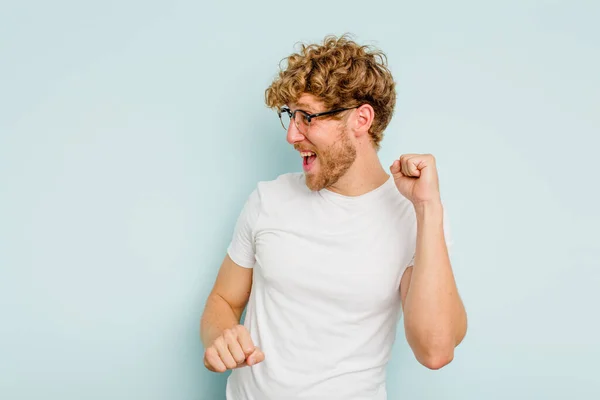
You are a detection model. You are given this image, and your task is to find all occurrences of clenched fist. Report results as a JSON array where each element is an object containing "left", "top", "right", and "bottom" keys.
[
  {"left": 203, "top": 324, "right": 265, "bottom": 373},
  {"left": 390, "top": 153, "right": 441, "bottom": 206}
]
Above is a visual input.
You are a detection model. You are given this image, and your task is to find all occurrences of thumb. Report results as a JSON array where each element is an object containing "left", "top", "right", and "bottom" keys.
[
  {"left": 390, "top": 160, "right": 403, "bottom": 176},
  {"left": 246, "top": 348, "right": 265, "bottom": 366}
]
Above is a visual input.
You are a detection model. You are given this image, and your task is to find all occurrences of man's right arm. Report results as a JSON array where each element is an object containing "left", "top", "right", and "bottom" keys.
[{"left": 200, "top": 254, "right": 263, "bottom": 372}]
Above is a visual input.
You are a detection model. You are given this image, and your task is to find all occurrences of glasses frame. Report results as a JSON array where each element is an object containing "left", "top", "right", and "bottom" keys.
[{"left": 277, "top": 106, "right": 358, "bottom": 133}]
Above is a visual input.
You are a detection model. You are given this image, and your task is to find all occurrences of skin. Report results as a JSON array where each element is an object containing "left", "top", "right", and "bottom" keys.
[
  {"left": 200, "top": 255, "right": 263, "bottom": 372},
  {"left": 200, "top": 92, "right": 467, "bottom": 372}
]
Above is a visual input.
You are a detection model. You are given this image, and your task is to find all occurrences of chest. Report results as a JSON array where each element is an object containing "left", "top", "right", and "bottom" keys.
[{"left": 253, "top": 208, "right": 416, "bottom": 311}]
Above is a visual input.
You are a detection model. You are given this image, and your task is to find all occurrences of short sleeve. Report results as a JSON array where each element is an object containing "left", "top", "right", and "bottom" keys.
[{"left": 226, "top": 188, "right": 261, "bottom": 269}]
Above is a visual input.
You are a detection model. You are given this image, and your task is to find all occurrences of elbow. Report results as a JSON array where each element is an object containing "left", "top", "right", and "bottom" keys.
[
  {"left": 405, "top": 316, "right": 466, "bottom": 370},
  {"left": 408, "top": 333, "right": 456, "bottom": 370},
  {"left": 418, "top": 349, "right": 454, "bottom": 370},
  {"left": 418, "top": 326, "right": 466, "bottom": 370}
]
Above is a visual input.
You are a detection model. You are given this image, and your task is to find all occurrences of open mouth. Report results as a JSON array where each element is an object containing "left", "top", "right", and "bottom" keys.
[{"left": 300, "top": 151, "right": 317, "bottom": 168}]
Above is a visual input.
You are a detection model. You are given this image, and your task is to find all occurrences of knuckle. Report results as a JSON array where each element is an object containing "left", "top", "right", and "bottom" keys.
[
  {"left": 205, "top": 347, "right": 217, "bottom": 358},
  {"left": 236, "top": 326, "right": 249, "bottom": 338},
  {"left": 213, "top": 336, "right": 224, "bottom": 348},
  {"left": 234, "top": 324, "right": 247, "bottom": 333},
  {"left": 205, "top": 348, "right": 219, "bottom": 363},
  {"left": 223, "top": 329, "right": 236, "bottom": 341}
]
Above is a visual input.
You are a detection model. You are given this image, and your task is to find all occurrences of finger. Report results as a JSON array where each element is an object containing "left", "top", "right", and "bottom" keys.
[
  {"left": 406, "top": 157, "right": 421, "bottom": 177},
  {"left": 235, "top": 326, "right": 256, "bottom": 356},
  {"left": 224, "top": 331, "right": 247, "bottom": 365},
  {"left": 204, "top": 347, "right": 227, "bottom": 373},
  {"left": 390, "top": 159, "right": 402, "bottom": 175},
  {"left": 400, "top": 156, "right": 411, "bottom": 176},
  {"left": 246, "top": 348, "right": 265, "bottom": 366},
  {"left": 214, "top": 337, "right": 238, "bottom": 370},
  {"left": 399, "top": 156, "right": 419, "bottom": 177}
]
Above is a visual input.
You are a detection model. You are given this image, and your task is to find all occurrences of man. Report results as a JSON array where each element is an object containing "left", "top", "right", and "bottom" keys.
[{"left": 200, "top": 34, "right": 467, "bottom": 400}]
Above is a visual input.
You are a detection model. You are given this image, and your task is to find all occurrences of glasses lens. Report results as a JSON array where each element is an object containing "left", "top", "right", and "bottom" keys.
[
  {"left": 279, "top": 110, "right": 291, "bottom": 131},
  {"left": 294, "top": 112, "right": 309, "bottom": 134}
]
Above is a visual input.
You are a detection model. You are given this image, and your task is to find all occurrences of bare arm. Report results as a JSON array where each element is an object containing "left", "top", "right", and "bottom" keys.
[
  {"left": 200, "top": 254, "right": 263, "bottom": 372},
  {"left": 200, "top": 254, "right": 253, "bottom": 347},
  {"left": 400, "top": 201, "right": 467, "bottom": 370}
]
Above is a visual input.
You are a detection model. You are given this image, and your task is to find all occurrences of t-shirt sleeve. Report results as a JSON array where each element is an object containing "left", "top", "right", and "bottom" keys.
[{"left": 226, "top": 188, "right": 261, "bottom": 269}]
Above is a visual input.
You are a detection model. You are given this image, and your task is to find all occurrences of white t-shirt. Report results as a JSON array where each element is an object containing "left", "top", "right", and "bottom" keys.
[{"left": 225, "top": 172, "right": 452, "bottom": 400}]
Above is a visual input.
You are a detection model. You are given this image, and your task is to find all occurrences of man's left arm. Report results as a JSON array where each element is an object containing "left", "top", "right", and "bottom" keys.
[{"left": 390, "top": 154, "right": 468, "bottom": 370}]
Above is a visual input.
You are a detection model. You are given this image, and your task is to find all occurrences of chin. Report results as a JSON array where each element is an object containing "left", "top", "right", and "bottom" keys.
[
  {"left": 304, "top": 174, "right": 321, "bottom": 191},
  {"left": 303, "top": 171, "right": 325, "bottom": 192}
]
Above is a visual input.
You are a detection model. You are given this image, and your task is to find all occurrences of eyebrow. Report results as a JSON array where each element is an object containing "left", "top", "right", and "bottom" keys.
[{"left": 291, "top": 102, "right": 315, "bottom": 113}]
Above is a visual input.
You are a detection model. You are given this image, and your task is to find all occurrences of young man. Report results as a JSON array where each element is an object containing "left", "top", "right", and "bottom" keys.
[{"left": 200, "top": 35, "right": 467, "bottom": 400}]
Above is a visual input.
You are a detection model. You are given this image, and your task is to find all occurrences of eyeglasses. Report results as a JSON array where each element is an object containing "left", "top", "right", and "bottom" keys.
[{"left": 277, "top": 106, "right": 357, "bottom": 134}]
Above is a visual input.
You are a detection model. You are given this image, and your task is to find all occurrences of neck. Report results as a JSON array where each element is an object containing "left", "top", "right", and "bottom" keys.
[{"left": 325, "top": 145, "right": 389, "bottom": 197}]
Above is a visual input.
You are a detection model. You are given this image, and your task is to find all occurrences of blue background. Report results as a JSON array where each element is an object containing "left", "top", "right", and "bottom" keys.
[{"left": 1, "top": 1, "right": 599, "bottom": 399}]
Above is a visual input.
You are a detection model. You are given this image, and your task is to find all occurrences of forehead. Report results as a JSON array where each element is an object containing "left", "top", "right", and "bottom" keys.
[{"left": 288, "top": 93, "right": 325, "bottom": 112}]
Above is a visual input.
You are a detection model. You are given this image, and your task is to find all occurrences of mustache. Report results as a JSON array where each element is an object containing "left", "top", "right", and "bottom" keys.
[{"left": 294, "top": 144, "right": 318, "bottom": 153}]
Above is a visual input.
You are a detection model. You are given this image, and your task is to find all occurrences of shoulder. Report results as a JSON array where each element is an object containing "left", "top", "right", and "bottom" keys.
[
  {"left": 254, "top": 172, "right": 308, "bottom": 202},
  {"left": 238, "top": 172, "right": 306, "bottom": 214},
  {"left": 257, "top": 172, "right": 305, "bottom": 190}
]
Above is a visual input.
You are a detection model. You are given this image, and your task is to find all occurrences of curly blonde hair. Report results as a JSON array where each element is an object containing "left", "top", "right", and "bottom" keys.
[{"left": 265, "top": 34, "right": 396, "bottom": 149}]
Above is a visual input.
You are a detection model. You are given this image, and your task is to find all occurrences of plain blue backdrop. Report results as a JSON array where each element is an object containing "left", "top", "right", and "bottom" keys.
[{"left": 1, "top": 0, "right": 599, "bottom": 399}]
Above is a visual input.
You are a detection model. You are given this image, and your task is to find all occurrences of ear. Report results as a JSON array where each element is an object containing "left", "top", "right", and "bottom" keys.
[{"left": 353, "top": 103, "right": 375, "bottom": 138}]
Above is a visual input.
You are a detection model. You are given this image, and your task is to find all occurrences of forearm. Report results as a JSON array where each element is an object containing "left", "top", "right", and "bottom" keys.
[
  {"left": 200, "top": 293, "right": 243, "bottom": 348},
  {"left": 403, "top": 201, "right": 467, "bottom": 367}
]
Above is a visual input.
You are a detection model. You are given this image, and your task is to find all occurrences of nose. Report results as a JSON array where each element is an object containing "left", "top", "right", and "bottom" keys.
[{"left": 286, "top": 122, "right": 306, "bottom": 145}]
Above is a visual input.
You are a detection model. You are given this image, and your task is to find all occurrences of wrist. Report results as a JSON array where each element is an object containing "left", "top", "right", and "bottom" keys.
[
  {"left": 413, "top": 200, "right": 443, "bottom": 220},
  {"left": 414, "top": 201, "right": 444, "bottom": 229}
]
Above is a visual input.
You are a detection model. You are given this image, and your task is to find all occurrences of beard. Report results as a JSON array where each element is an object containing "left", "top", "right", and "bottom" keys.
[{"left": 304, "top": 127, "right": 357, "bottom": 191}]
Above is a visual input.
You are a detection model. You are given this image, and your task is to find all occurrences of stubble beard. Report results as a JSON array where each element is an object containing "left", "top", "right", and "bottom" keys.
[{"left": 305, "top": 127, "right": 357, "bottom": 191}]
